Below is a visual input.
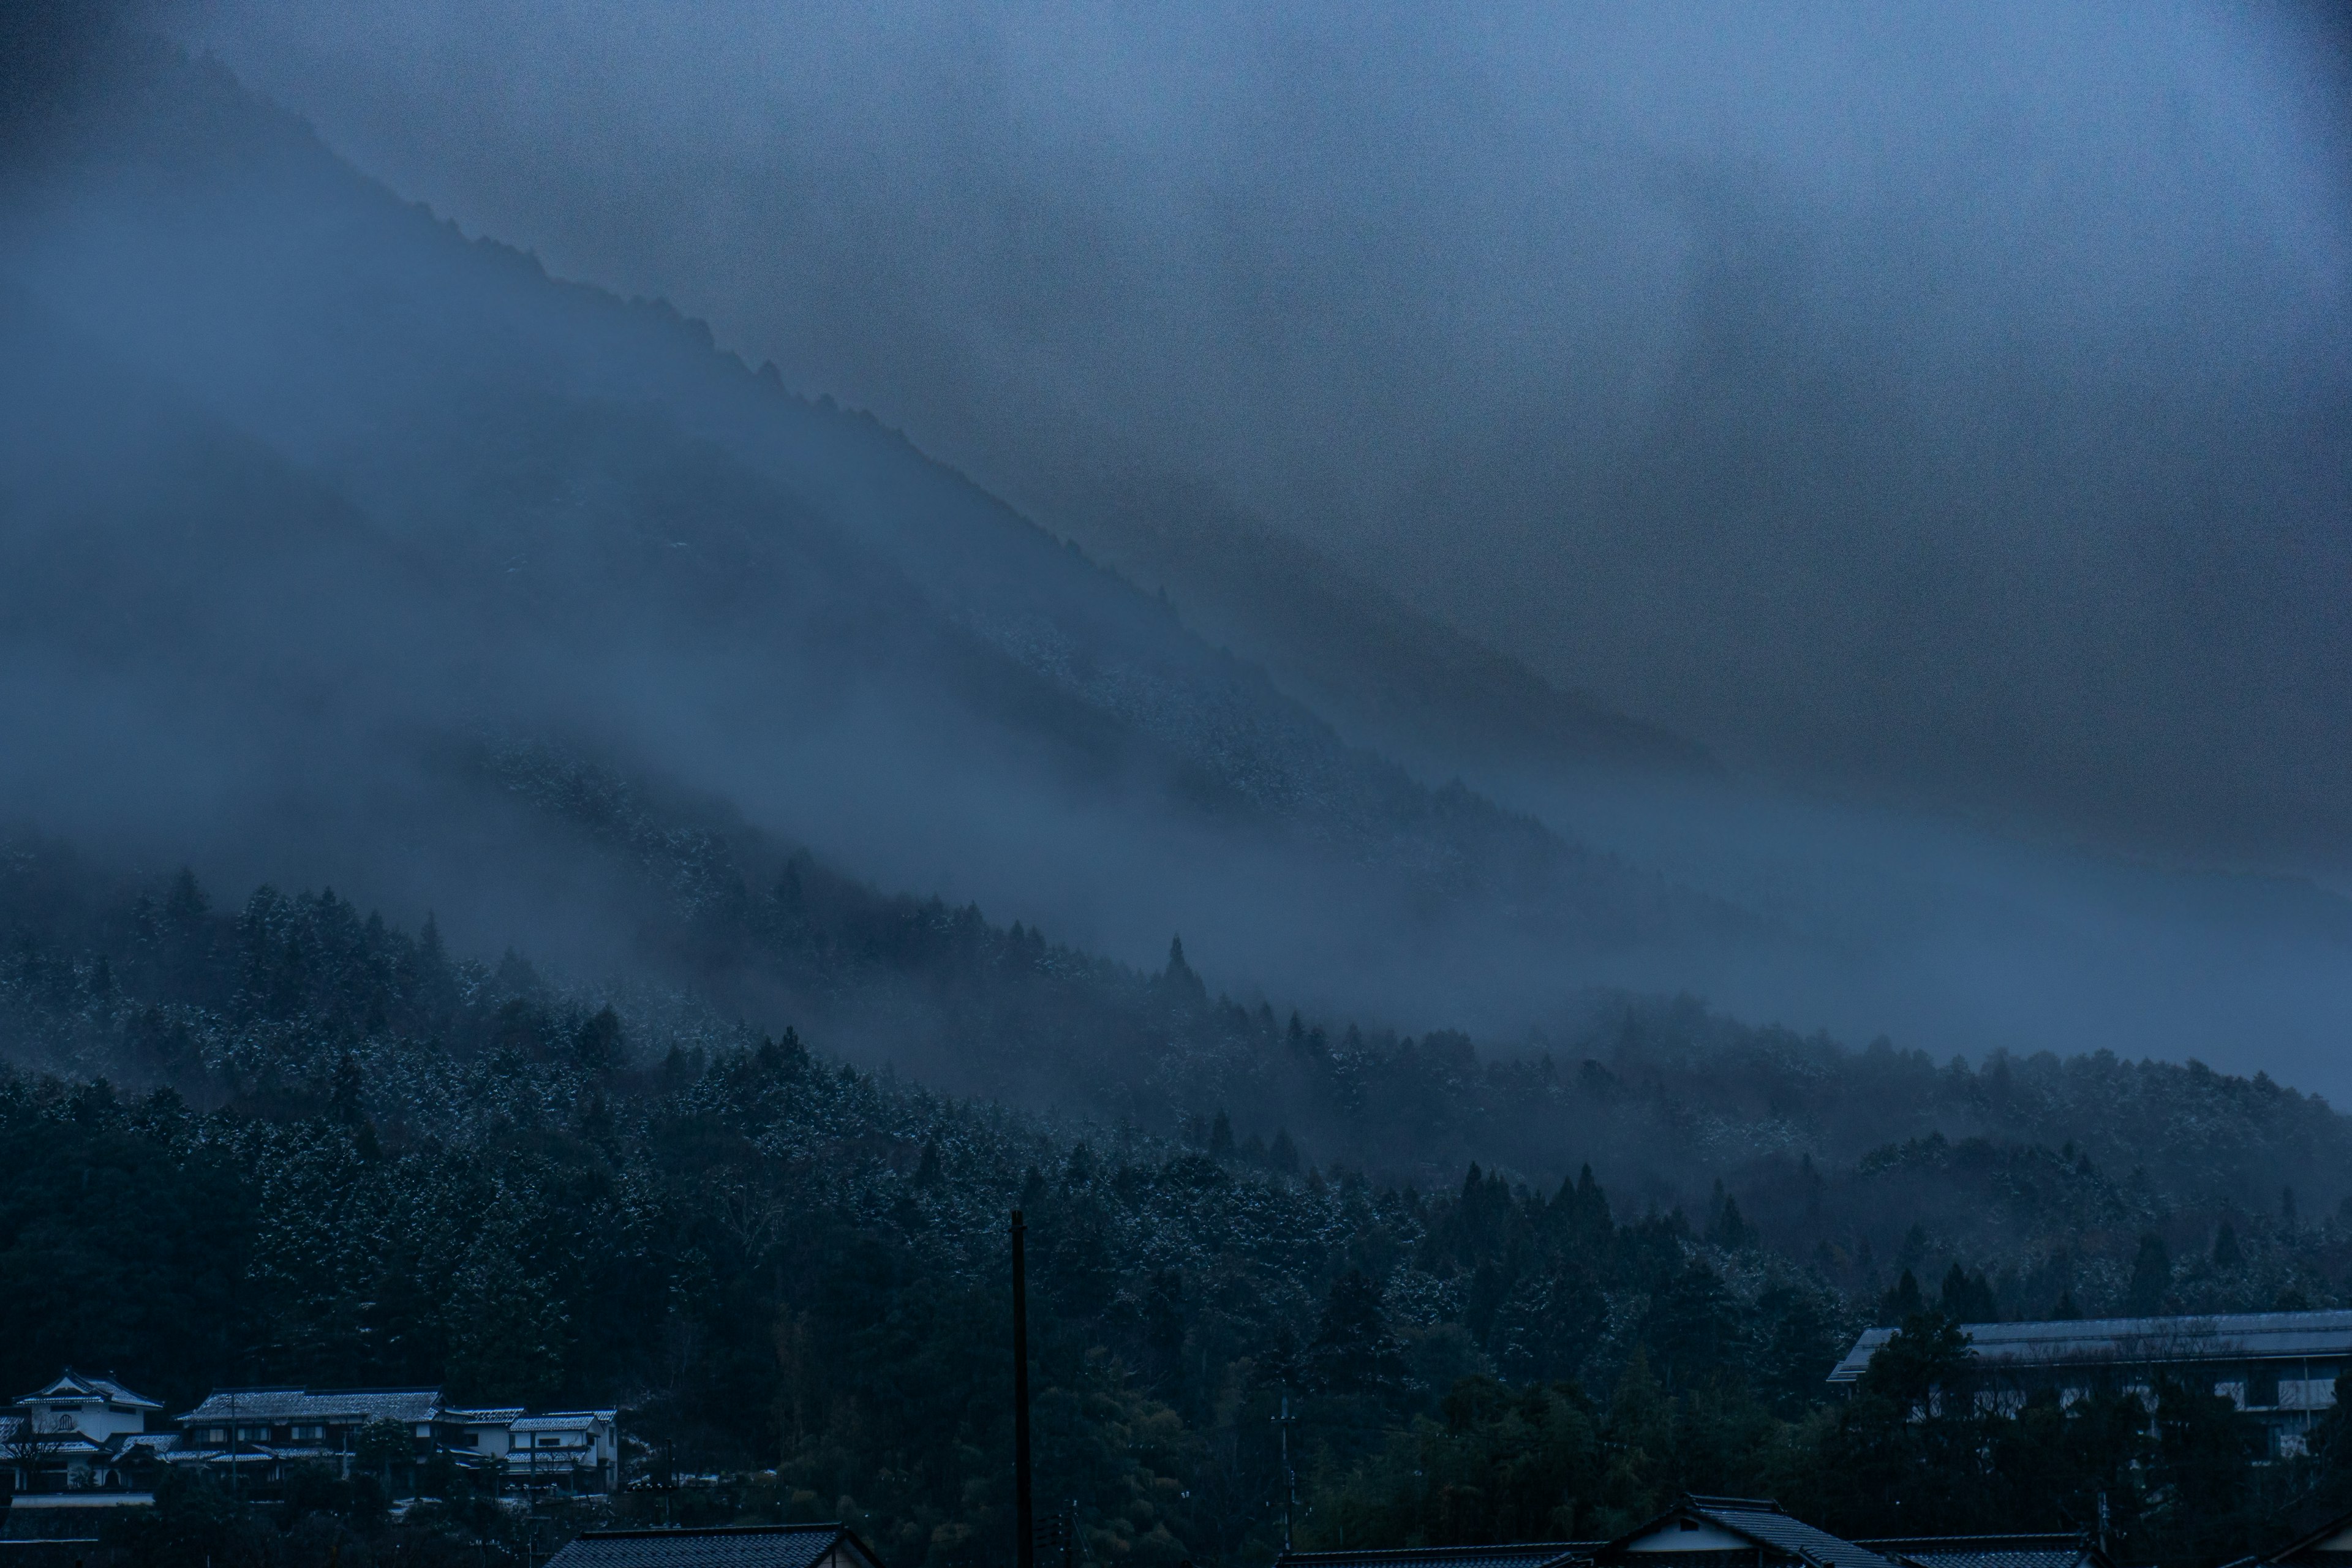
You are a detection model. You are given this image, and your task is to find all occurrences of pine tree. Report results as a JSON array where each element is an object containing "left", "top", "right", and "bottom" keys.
[
  {"left": 2127, "top": 1233, "right": 2173, "bottom": 1315},
  {"left": 2212, "top": 1221, "right": 2243, "bottom": 1270},
  {"left": 1208, "top": 1107, "right": 1234, "bottom": 1158}
]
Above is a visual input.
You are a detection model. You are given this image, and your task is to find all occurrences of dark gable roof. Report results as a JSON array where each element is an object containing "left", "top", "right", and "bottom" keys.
[
  {"left": 1277, "top": 1544, "right": 1599, "bottom": 1568},
  {"left": 1859, "top": 1536, "right": 2103, "bottom": 1568},
  {"left": 1596, "top": 1496, "right": 1899, "bottom": 1568},
  {"left": 548, "top": 1525, "right": 878, "bottom": 1568},
  {"left": 25, "top": 1368, "right": 163, "bottom": 1409},
  {"left": 180, "top": 1387, "right": 442, "bottom": 1425},
  {"left": 2252, "top": 1500, "right": 2352, "bottom": 1564}
]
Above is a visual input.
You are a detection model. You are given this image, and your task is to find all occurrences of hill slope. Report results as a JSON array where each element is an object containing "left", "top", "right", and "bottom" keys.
[{"left": 0, "top": 37, "right": 1736, "bottom": 1040}]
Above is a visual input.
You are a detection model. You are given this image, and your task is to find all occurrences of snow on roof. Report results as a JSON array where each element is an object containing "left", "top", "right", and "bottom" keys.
[
  {"left": 1859, "top": 1536, "right": 2101, "bottom": 1568},
  {"left": 1596, "top": 1497, "right": 1902, "bottom": 1568},
  {"left": 1828, "top": 1310, "right": 2352, "bottom": 1384},
  {"left": 21, "top": 1369, "right": 164, "bottom": 1409},
  {"left": 1278, "top": 1542, "right": 1599, "bottom": 1568},
  {"left": 548, "top": 1524, "right": 870, "bottom": 1568},
  {"left": 510, "top": 1411, "right": 616, "bottom": 1432},
  {"left": 179, "top": 1387, "right": 443, "bottom": 1424}
]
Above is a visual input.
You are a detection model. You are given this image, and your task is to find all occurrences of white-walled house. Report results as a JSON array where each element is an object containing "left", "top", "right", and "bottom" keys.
[
  {"left": 505, "top": 1410, "right": 620, "bottom": 1491},
  {"left": 171, "top": 1386, "right": 449, "bottom": 1486},
  {"left": 2, "top": 1370, "right": 165, "bottom": 1494},
  {"left": 448, "top": 1405, "right": 527, "bottom": 1465},
  {"left": 7, "top": 1373, "right": 623, "bottom": 1499},
  {"left": 1830, "top": 1308, "right": 2352, "bottom": 1457}
]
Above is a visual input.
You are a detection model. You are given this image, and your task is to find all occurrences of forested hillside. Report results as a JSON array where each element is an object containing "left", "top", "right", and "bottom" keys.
[
  {"left": 9, "top": 844, "right": 2352, "bottom": 1564},
  {"left": 0, "top": 29, "right": 1743, "bottom": 1054}
]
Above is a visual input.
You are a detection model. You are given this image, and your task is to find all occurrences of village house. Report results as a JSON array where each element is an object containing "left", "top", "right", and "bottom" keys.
[
  {"left": 164, "top": 1385, "right": 621, "bottom": 1493},
  {"left": 1829, "top": 1308, "right": 2352, "bottom": 1457},
  {"left": 1270, "top": 1501, "right": 2117, "bottom": 1568},
  {"left": 505, "top": 1410, "right": 622, "bottom": 1491},
  {"left": 1, "top": 1370, "right": 167, "bottom": 1496},
  {"left": 546, "top": 1522, "right": 886, "bottom": 1568},
  {"left": 168, "top": 1385, "right": 450, "bottom": 1488}
]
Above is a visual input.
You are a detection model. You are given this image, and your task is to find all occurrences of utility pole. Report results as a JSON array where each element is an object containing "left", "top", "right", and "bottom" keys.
[
  {"left": 1012, "top": 1208, "right": 1034, "bottom": 1568},
  {"left": 1272, "top": 1393, "right": 1298, "bottom": 1555}
]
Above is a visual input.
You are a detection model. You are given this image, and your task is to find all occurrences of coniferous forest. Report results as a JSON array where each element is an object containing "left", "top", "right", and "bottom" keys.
[{"left": 10, "top": 837, "right": 2352, "bottom": 1566}]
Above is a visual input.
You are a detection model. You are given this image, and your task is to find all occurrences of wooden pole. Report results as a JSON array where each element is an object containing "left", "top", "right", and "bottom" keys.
[{"left": 1012, "top": 1208, "right": 1033, "bottom": 1568}]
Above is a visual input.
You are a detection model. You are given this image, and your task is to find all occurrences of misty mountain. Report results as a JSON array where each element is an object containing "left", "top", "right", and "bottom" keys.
[
  {"left": 0, "top": 35, "right": 1744, "bottom": 1039},
  {"left": 1006, "top": 460, "right": 1714, "bottom": 784}
]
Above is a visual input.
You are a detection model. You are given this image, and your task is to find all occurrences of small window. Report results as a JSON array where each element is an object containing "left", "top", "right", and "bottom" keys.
[{"left": 1680, "top": 1520, "right": 1699, "bottom": 1532}]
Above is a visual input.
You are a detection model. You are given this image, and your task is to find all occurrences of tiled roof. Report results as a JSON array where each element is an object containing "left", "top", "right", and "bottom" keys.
[
  {"left": 450, "top": 1407, "right": 528, "bottom": 1423},
  {"left": 2252, "top": 1500, "right": 2352, "bottom": 1563},
  {"left": 1596, "top": 1497, "right": 1898, "bottom": 1568},
  {"left": 513, "top": 1411, "right": 616, "bottom": 1432},
  {"left": 180, "top": 1387, "right": 442, "bottom": 1424},
  {"left": 1861, "top": 1535, "right": 2097, "bottom": 1568},
  {"left": 1277, "top": 1544, "right": 1598, "bottom": 1568},
  {"left": 548, "top": 1525, "right": 864, "bottom": 1568},
  {"left": 1830, "top": 1311, "right": 2352, "bottom": 1384},
  {"left": 116, "top": 1433, "right": 178, "bottom": 1455},
  {"left": 1690, "top": 1498, "right": 1901, "bottom": 1568},
  {"left": 24, "top": 1369, "right": 164, "bottom": 1409}
]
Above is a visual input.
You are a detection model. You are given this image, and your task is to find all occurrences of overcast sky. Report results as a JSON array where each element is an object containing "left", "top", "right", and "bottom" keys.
[{"left": 170, "top": 0, "right": 2352, "bottom": 875}]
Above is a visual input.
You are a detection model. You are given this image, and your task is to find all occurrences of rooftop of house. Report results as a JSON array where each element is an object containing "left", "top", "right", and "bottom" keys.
[
  {"left": 1829, "top": 1310, "right": 2352, "bottom": 1384},
  {"left": 1859, "top": 1534, "right": 2108, "bottom": 1568},
  {"left": 449, "top": 1407, "right": 529, "bottom": 1424},
  {"left": 1275, "top": 1543, "right": 1600, "bottom": 1568},
  {"left": 2244, "top": 1498, "right": 2352, "bottom": 1564},
  {"left": 17, "top": 1369, "right": 163, "bottom": 1409},
  {"left": 511, "top": 1411, "right": 617, "bottom": 1433},
  {"left": 179, "top": 1387, "right": 443, "bottom": 1425},
  {"left": 546, "top": 1523, "right": 878, "bottom": 1568},
  {"left": 1595, "top": 1495, "right": 1902, "bottom": 1568}
]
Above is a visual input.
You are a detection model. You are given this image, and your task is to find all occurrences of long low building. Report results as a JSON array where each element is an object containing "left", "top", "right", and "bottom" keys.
[
  {"left": 1267, "top": 1498, "right": 2114, "bottom": 1568},
  {"left": 3, "top": 1371, "right": 620, "bottom": 1501},
  {"left": 1827, "top": 1308, "right": 2352, "bottom": 1454}
]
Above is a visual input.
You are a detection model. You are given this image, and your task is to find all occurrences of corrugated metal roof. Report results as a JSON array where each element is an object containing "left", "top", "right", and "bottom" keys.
[
  {"left": 180, "top": 1387, "right": 442, "bottom": 1423},
  {"left": 547, "top": 1525, "right": 858, "bottom": 1568},
  {"left": 1828, "top": 1311, "right": 2352, "bottom": 1384},
  {"left": 1276, "top": 1542, "right": 1599, "bottom": 1568}
]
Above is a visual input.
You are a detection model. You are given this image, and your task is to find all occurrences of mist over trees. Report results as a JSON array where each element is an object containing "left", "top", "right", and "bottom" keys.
[
  {"left": 8, "top": 850, "right": 2352, "bottom": 1564},
  {"left": 2, "top": 17, "right": 2352, "bottom": 1568}
]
